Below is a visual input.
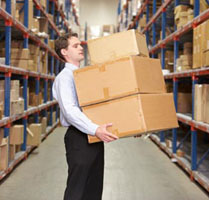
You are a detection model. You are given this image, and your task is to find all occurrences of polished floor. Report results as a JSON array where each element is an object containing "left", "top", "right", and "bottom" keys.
[{"left": 0, "top": 127, "right": 208, "bottom": 200}]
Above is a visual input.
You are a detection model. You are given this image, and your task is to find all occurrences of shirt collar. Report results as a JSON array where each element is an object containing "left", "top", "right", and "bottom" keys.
[{"left": 65, "top": 63, "right": 79, "bottom": 71}]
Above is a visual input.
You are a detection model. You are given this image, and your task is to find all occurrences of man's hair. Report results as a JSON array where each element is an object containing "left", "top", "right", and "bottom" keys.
[{"left": 55, "top": 32, "right": 78, "bottom": 61}]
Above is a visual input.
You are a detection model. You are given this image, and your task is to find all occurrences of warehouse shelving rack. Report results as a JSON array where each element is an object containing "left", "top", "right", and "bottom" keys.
[
  {"left": 0, "top": 0, "right": 79, "bottom": 181},
  {"left": 119, "top": 0, "right": 209, "bottom": 192}
]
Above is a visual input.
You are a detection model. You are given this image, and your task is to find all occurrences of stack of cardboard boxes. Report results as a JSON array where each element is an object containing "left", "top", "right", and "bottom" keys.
[
  {"left": 0, "top": 40, "right": 48, "bottom": 73},
  {"left": 174, "top": 5, "right": 193, "bottom": 30},
  {"left": 0, "top": 80, "right": 24, "bottom": 117},
  {"left": 74, "top": 30, "right": 179, "bottom": 143},
  {"left": 193, "top": 19, "right": 209, "bottom": 69},
  {"left": 176, "top": 42, "right": 193, "bottom": 72}
]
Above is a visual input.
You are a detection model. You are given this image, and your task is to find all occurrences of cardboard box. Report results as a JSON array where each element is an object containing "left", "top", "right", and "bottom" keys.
[
  {"left": 0, "top": 48, "right": 29, "bottom": 60},
  {"left": 39, "top": 17, "right": 48, "bottom": 33},
  {"left": 194, "top": 84, "right": 204, "bottom": 121},
  {"left": 10, "top": 125, "right": 24, "bottom": 145},
  {"left": 87, "top": 29, "right": 149, "bottom": 64},
  {"left": 74, "top": 56, "right": 166, "bottom": 106},
  {"left": 27, "top": 123, "right": 42, "bottom": 146},
  {"left": 177, "top": 93, "right": 192, "bottom": 113},
  {"left": 203, "top": 50, "right": 209, "bottom": 66},
  {"left": 203, "top": 85, "right": 209, "bottom": 123},
  {"left": 83, "top": 93, "right": 179, "bottom": 143},
  {"left": 174, "top": 5, "right": 189, "bottom": 14},
  {"left": 29, "top": 92, "right": 42, "bottom": 106},
  {"left": 41, "top": 117, "right": 47, "bottom": 134},
  {"left": 10, "top": 59, "right": 28, "bottom": 69},
  {"left": 0, "top": 80, "right": 19, "bottom": 90},
  {"left": 49, "top": 40, "right": 55, "bottom": 49},
  {"left": 10, "top": 98, "right": 24, "bottom": 116},
  {"left": 29, "top": 44, "right": 40, "bottom": 56},
  {"left": 193, "top": 20, "right": 209, "bottom": 68},
  {"left": 52, "top": 111, "right": 56, "bottom": 124},
  {"left": 0, "top": 89, "right": 19, "bottom": 102},
  {"left": 9, "top": 145, "right": 16, "bottom": 161},
  {"left": 0, "top": 137, "right": 8, "bottom": 171},
  {"left": 40, "top": 0, "right": 46, "bottom": 8}
]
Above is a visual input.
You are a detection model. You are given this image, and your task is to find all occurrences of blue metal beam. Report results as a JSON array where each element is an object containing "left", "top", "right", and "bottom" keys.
[
  {"left": 23, "top": 0, "right": 29, "bottom": 48},
  {"left": 194, "top": 0, "right": 200, "bottom": 17}
]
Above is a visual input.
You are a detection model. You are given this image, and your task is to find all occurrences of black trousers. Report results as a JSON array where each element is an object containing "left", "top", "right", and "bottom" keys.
[{"left": 64, "top": 126, "right": 104, "bottom": 200}]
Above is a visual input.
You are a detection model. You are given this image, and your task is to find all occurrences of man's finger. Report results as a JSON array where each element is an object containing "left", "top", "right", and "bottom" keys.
[
  {"left": 105, "top": 123, "right": 113, "bottom": 128},
  {"left": 106, "top": 132, "right": 119, "bottom": 139}
]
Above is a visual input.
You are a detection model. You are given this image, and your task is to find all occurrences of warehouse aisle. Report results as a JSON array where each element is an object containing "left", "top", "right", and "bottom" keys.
[{"left": 0, "top": 127, "right": 208, "bottom": 200}]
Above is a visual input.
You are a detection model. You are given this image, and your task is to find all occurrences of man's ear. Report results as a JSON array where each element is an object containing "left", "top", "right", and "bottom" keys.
[{"left": 61, "top": 49, "right": 67, "bottom": 57}]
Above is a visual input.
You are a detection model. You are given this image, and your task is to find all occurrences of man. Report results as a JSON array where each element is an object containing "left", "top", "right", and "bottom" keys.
[{"left": 53, "top": 32, "right": 118, "bottom": 200}]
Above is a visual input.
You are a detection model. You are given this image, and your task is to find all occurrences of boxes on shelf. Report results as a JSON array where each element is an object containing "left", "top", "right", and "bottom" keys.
[
  {"left": 203, "top": 85, "right": 209, "bottom": 123},
  {"left": 29, "top": 92, "right": 41, "bottom": 107},
  {"left": 193, "top": 19, "right": 209, "bottom": 68},
  {"left": 84, "top": 93, "right": 178, "bottom": 143},
  {"left": 74, "top": 56, "right": 166, "bottom": 106},
  {"left": 177, "top": 93, "right": 192, "bottom": 113},
  {"left": 1, "top": 0, "right": 16, "bottom": 18},
  {"left": 0, "top": 81, "right": 20, "bottom": 109},
  {"left": 49, "top": 40, "right": 55, "bottom": 49},
  {"left": 200, "top": 0, "right": 209, "bottom": 13},
  {"left": 27, "top": 123, "right": 42, "bottom": 146},
  {"left": 10, "top": 125, "right": 24, "bottom": 145},
  {"left": 9, "top": 145, "right": 16, "bottom": 161},
  {"left": 174, "top": 5, "right": 193, "bottom": 29},
  {"left": 40, "top": 0, "right": 46, "bottom": 8},
  {"left": 194, "top": 84, "right": 209, "bottom": 123},
  {"left": 87, "top": 29, "right": 149, "bottom": 65},
  {"left": 39, "top": 17, "right": 48, "bottom": 33},
  {"left": 10, "top": 98, "right": 24, "bottom": 116},
  {"left": 0, "top": 137, "right": 8, "bottom": 171},
  {"left": 183, "top": 42, "right": 192, "bottom": 55},
  {"left": 41, "top": 117, "right": 47, "bottom": 134},
  {"left": 52, "top": 111, "right": 56, "bottom": 124},
  {"left": 203, "top": 49, "right": 209, "bottom": 66},
  {"left": 176, "top": 55, "right": 192, "bottom": 72},
  {"left": 0, "top": 48, "right": 29, "bottom": 60}
]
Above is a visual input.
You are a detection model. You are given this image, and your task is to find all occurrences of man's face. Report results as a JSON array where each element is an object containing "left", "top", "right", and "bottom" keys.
[{"left": 62, "top": 36, "right": 84, "bottom": 64}]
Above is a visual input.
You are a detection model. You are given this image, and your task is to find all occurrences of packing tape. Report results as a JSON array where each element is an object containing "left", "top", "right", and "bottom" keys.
[
  {"left": 103, "top": 88, "right": 109, "bottom": 99},
  {"left": 27, "top": 127, "right": 34, "bottom": 137}
]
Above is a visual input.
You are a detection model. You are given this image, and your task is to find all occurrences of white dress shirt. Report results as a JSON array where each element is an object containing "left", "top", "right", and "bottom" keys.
[{"left": 52, "top": 63, "right": 99, "bottom": 135}]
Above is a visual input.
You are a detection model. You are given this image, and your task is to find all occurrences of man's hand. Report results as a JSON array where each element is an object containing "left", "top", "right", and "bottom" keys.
[{"left": 95, "top": 123, "right": 119, "bottom": 143}]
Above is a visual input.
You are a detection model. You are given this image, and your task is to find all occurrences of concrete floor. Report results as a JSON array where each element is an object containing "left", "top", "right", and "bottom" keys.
[{"left": 0, "top": 127, "right": 208, "bottom": 200}]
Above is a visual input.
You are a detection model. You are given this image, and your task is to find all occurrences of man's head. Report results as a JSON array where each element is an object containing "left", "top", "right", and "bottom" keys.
[{"left": 55, "top": 32, "right": 84, "bottom": 66}]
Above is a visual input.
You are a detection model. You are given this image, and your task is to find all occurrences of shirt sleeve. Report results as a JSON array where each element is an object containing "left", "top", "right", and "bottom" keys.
[{"left": 52, "top": 72, "right": 99, "bottom": 135}]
